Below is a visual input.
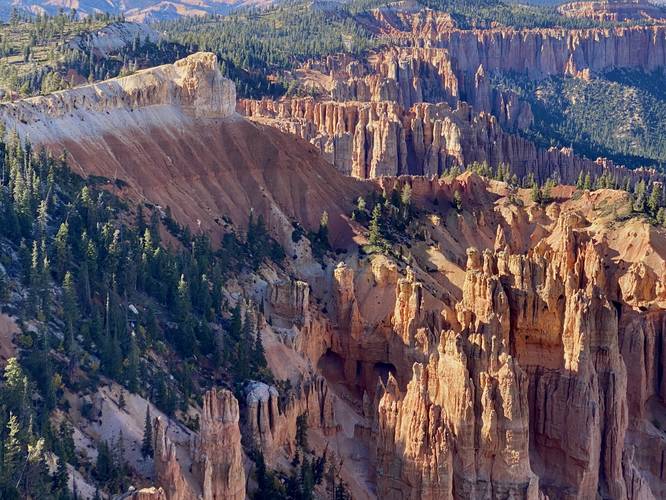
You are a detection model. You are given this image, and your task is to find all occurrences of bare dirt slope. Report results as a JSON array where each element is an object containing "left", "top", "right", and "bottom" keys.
[{"left": 57, "top": 116, "right": 367, "bottom": 247}]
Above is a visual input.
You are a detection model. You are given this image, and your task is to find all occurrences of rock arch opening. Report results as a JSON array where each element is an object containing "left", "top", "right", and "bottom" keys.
[
  {"left": 317, "top": 349, "right": 346, "bottom": 384},
  {"left": 373, "top": 362, "right": 397, "bottom": 386}
]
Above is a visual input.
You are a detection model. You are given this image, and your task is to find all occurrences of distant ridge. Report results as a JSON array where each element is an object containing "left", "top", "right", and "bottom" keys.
[{"left": 5, "top": 0, "right": 277, "bottom": 22}]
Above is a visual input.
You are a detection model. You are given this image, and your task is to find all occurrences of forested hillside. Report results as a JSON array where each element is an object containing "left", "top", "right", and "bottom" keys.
[
  {"left": 0, "top": 13, "right": 185, "bottom": 99},
  {"left": 492, "top": 69, "right": 666, "bottom": 169},
  {"left": 0, "top": 133, "right": 282, "bottom": 498}
]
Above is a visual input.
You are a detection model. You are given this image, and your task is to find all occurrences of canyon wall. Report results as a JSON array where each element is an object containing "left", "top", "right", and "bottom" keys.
[
  {"left": 240, "top": 97, "right": 654, "bottom": 185},
  {"left": 242, "top": 10, "right": 666, "bottom": 183},
  {"left": 432, "top": 25, "right": 666, "bottom": 78},
  {"left": 307, "top": 180, "right": 666, "bottom": 499},
  {"left": 363, "top": 5, "right": 666, "bottom": 78}
]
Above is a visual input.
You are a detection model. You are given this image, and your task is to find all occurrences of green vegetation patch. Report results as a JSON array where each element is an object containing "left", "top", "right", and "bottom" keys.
[{"left": 491, "top": 69, "right": 666, "bottom": 170}]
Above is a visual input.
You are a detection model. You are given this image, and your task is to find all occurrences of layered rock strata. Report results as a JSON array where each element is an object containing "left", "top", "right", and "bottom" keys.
[
  {"left": 557, "top": 0, "right": 666, "bottom": 22},
  {"left": 0, "top": 52, "right": 236, "bottom": 144},
  {"left": 240, "top": 97, "right": 655, "bottom": 185}
]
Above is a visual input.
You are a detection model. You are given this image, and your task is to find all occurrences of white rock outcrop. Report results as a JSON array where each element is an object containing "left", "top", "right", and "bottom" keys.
[{"left": 0, "top": 52, "right": 236, "bottom": 143}]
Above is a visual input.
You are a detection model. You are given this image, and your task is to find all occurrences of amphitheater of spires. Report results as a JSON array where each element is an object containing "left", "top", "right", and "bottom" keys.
[{"left": 2, "top": 3, "right": 666, "bottom": 499}]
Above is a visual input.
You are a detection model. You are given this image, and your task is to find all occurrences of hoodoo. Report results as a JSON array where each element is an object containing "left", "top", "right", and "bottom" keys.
[{"left": 2, "top": 4, "right": 666, "bottom": 500}]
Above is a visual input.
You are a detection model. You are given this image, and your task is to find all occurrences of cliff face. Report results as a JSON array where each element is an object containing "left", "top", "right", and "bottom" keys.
[
  {"left": 429, "top": 25, "right": 666, "bottom": 79},
  {"left": 241, "top": 11, "right": 666, "bottom": 182},
  {"left": 362, "top": 5, "right": 666, "bottom": 78},
  {"left": 275, "top": 176, "right": 666, "bottom": 499},
  {"left": 240, "top": 97, "right": 650, "bottom": 185},
  {"left": 297, "top": 46, "right": 528, "bottom": 126},
  {"left": 244, "top": 376, "right": 336, "bottom": 458},
  {"left": 1, "top": 52, "right": 236, "bottom": 143},
  {"left": 556, "top": 0, "right": 666, "bottom": 22},
  {"left": 374, "top": 239, "right": 631, "bottom": 499}
]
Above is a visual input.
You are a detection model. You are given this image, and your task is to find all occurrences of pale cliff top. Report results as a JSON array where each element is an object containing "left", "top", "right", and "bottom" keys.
[{"left": 0, "top": 52, "right": 237, "bottom": 143}]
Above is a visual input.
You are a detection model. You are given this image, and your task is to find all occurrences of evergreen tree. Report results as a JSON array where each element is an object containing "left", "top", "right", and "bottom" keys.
[
  {"left": 57, "top": 421, "right": 77, "bottom": 466},
  {"left": 296, "top": 412, "right": 309, "bottom": 451},
  {"left": 648, "top": 182, "right": 662, "bottom": 217},
  {"left": 125, "top": 335, "right": 139, "bottom": 393},
  {"left": 94, "top": 440, "right": 114, "bottom": 483},
  {"left": 176, "top": 274, "right": 190, "bottom": 318},
  {"left": 236, "top": 310, "right": 254, "bottom": 380},
  {"left": 368, "top": 205, "right": 383, "bottom": 247},
  {"left": 531, "top": 183, "right": 543, "bottom": 204},
  {"left": 62, "top": 271, "right": 77, "bottom": 352},
  {"left": 141, "top": 405, "right": 154, "bottom": 458},
  {"left": 3, "top": 358, "right": 29, "bottom": 417},
  {"left": 356, "top": 196, "right": 366, "bottom": 213},
  {"left": 52, "top": 455, "right": 69, "bottom": 495},
  {"left": 253, "top": 328, "right": 267, "bottom": 371},
  {"left": 657, "top": 207, "right": 666, "bottom": 226},
  {"left": 400, "top": 183, "right": 412, "bottom": 221},
  {"left": 54, "top": 222, "right": 70, "bottom": 280},
  {"left": 3, "top": 413, "right": 24, "bottom": 485},
  {"left": 576, "top": 171, "right": 585, "bottom": 190}
]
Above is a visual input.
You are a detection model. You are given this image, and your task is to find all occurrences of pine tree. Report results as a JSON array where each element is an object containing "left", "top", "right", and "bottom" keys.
[
  {"left": 368, "top": 205, "right": 383, "bottom": 247},
  {"left": 296, "top": 412, "right": 309, "bottom": 451},
  {"left": 400, "top": 183, "right": 412, "bottom": 221},
  {"left": 3, "top": 413, "right": 24, "bottom": 485},
  {"left": 25, "top": 437, "right": 50, "bottom": 498},
  {"left": 253, "top": 329, "right": 267, "bottom": 370},
  {"left": 300, "top": 456, "right": 314, "bottom": 500},
  {"left": 141, "top": 405, "right": 153, "bottom": 458},
  {"left": 176, "top": 274, "right": 190, "bottom": 318},
  {"left": 254, "top": 451, "right": 279, "bottom": 499},
  {"left": 657, "top": 207, "right": 666, "bottom": 226},
  {"left": 583, "top": 173, "right": 592, "bottom": 191},
  {"left": 3, "top": 357, "right": 29, "bottom": 416},
  {"left": 236, "top": 310, "right": 254, "bottom": 381},
  {"left": 648, "top": 182, "right": 662, "bottom": 217},
  {"left": 58, "top": 421, "right": 77, "bottom": 466},
  {"left": 530, "top": 183, "right": 542, "bottom": 204},
  {"left": 37, "top": 199, "right": 48, "bottom": 235},
  {"left": 52, "top": 455, "right": 69, "bottom": 495},
  {"left": 94, "top": 440, "right": 114, "bottom": 482},
  {"left": 54, "top": 222, "right": 70, "bottom": 280},
  {"left": 62, "top": 272, "right": 77, "bottom": 353},
  {"left": 356, "top": 196, "right": 366, "bottom": 214},
  {"left": 125, "top": 335, "right": 139, "bottom": 393}
]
